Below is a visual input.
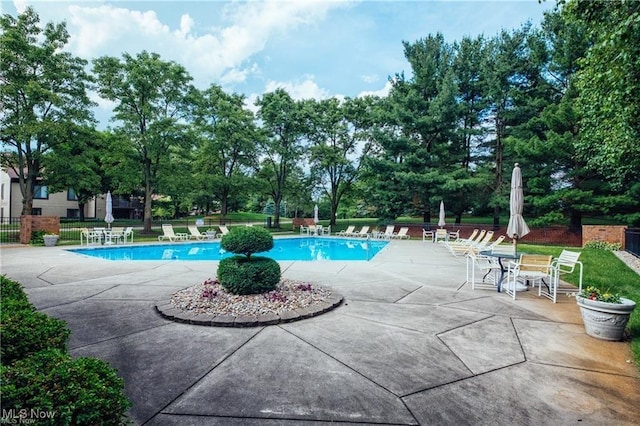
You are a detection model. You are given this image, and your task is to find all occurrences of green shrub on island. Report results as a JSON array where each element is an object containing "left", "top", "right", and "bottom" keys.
[
  {"left": 220, "top": 226, "right": 274, "bottom": 258},
  {"left": 218, "top": 226, "right": 281, "bottom": 295}
]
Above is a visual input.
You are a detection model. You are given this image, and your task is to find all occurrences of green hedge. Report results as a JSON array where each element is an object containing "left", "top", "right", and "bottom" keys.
[
  {"left": 0, "top": 275, "right": 131, "bottom": 424},
  {"left": 1, "top": 307, "right": 70, "bottom": 366},
  {"left": 218, "top": 256, "right": 281, "bottom": 295},
  {"left": 1, "top": 349, "right": 131, "bottom": 425}
]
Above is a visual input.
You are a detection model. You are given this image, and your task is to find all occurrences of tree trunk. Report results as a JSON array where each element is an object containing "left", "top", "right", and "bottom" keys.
[
  {"left": 493, "top": 205, "right": 500, "bottom": 230},
  {"left": 18, "top": 176, "right": 35, "bottom": 216},
  {"left": 569, "top": 209, "right": 582, "bottom": 233},
  {"left": 143, "top": 191, "right": 153, "bottom": 233},
  {"left": 78, "top": 201, "right": 86, "bottom": 221},
  {"left": 273, "top": 196, "right": 281, "bottom": 228},
  {"left": 422, "top": 200, "right": 431, "bottom": 224}
]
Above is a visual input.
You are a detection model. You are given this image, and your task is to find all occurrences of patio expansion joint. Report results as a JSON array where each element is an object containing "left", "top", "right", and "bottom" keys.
[
  {"left": 68, "top": 321, "right": 177, "bottom": 352},
  {"left": 145, "top": 327, "right": 267, "bottom": 424},
  {"left": 38, "top": 284, "right": 122, "bottom": 310},
  {"left": 399, "top": 360, "right": 528, "bottom": 400},
  {"left": 279, "top": 325, "right": 413, "bottom": 401},
  {"left": 35, "top": 266, "right": 57, "bottom": 285}
]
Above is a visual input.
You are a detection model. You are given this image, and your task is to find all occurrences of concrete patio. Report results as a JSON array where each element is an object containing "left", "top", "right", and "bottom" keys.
[{"left": 1, "top": 239, "right": 638, "bottom": 425}]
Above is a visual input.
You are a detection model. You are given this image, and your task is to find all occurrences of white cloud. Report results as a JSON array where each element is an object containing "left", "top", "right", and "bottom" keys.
[
  {"left": 264, "top": 77, "right": 330, "bottom": 101},
  {"left": 50, "top": 1, "right": 348, "bottom": 90},
  {"left": 357, "top": 81, "right": 392, "bottom": 98},
  {"left": 13, "top": 0, "right": 28, "bottom": 13}
]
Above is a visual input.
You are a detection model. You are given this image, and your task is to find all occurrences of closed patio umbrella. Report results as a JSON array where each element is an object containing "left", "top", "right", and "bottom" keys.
[
  {"left": 438, "top": 200, "right": 446, "bottom": 228},
  {"left": 105, "top": 191, "right": 114, "bottom": 229},
  {"left": 506, "top": 163, "right": 530, "bottom": 249},
  {"left": 313, "top": 204, "right": 319, "bottom": 224}
]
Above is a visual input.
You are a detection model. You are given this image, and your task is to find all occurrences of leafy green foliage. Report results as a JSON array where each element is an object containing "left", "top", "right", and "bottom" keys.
[
  {"left": 93, "top": 50, "right": 193, "bottom": 233},
  {"left": 1, "top": 349, "right": 131, "bottom": 425},
  {"left": 30, "top": 230, "right": 46, "bottom": 245},
  {"left": 1, "top": 308, "right": 70, "bottom": 366},
  {"left": 0, "top": 7, "right": 94, "bottom": 216},
  {"left": 218, "top": 256, "right": 281, "bottom": 295},
  {"left": 220, "top": 226, "right": 274, "bottom": 258},
  {"left": 0, "top": 276, "right": 131, "bottom": 423},
  {"left": 583, "top": 240, "right": 622, "bottom": 251}
]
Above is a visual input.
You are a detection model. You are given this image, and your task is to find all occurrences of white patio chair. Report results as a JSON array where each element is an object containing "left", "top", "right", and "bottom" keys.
[
  {"left": 505, "top": 254, "right": 556, "bottom": 301},
  {"left": 550, "top": 249, "right": 583, "bottom": 295}
]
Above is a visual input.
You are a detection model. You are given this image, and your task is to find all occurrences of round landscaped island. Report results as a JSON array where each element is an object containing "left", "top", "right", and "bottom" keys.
[
  {"left": 156, "top": 278, "right": 343, "bottom": 327},
  {"left": 156, "top": 226, "right": 343, "bottom": 326}
]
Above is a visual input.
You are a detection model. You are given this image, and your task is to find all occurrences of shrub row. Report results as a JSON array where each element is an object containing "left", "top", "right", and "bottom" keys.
[{"left": 0, "top": 275, "right": 131, "bottom": 425}]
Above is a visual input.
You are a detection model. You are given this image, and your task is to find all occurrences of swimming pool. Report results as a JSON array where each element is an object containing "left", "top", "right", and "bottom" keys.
[{"left": 68, "top": 237, "right": 389, "bottom": 261}]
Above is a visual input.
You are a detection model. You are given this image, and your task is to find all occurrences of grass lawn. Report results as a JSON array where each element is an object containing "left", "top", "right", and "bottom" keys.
[{"left": 521, "top": 244, "right": 640, "bottom": 371}]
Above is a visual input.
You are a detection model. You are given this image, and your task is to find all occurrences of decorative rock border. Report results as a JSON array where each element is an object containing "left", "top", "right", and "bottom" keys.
[{"left": 155, "top": 293, "right": 344, "bottom": 327}]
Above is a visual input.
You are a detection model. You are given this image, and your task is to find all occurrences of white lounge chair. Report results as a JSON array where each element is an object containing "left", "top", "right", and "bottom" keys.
[
  {"left": 158, "top": 224, "right": 188, "bottom": 242},
  {"left": 446, "top": 230, "right": 488, "bottom": 256},
  {"left": 336, "top": 225, "right": 355, "bottom": 237},
  {"left": 219, "top": 225, "right": 230, "bottom": 236},
  {"left": 353, "top": 226, "right": 370, "bottom": 238},
  {"left": 187, "top": 225, "right": 206, "bottom": 240},
  {"left": 391, "top": 227, "right": 410, "bottom": 239},
  {"left": 379, "top": 225, "right": 395, "bottom": 239}
]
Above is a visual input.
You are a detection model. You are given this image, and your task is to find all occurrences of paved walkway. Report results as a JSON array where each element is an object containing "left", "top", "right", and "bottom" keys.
[{"left": 2, "top": 240, "right": 639, "bottom": 425}]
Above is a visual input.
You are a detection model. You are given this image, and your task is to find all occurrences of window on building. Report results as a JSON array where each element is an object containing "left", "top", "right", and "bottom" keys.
[
  {"left": 67, "top": 209, "right": 80, "bottom": 218},
  {"left": 34, "top": 185, "right": 48, "bottom": 199},
  {"left": 1, "top": 183, "right": 4, "bottom": 200},
  {"left": 32, "top": 208, "right": 42, "bottom": 215},
  {"left": 67, "top": 188, "right": 78, "bottom": 201}
]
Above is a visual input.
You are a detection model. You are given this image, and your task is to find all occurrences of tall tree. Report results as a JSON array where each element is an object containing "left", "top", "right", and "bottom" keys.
[
  {"left": 42, "top": 125, "right": 105, "bottom": 221},
  {"left": 93, "top": 51, "right": 193, "bottom": 232},
  {"left": 305, "top": 96, "right": 373, "bottom": 225},
  {"left": 0, "top": 7, "right": 94, "bottom": 215},
  {"left": 366, "top": 34, "right": 461, "bottom": 223},
  {"left": 481, "top": 25, "right": 538, "bottom": 228},
  {"left": 255, "top": 89, "right": 306, "bottom": 228},
  {"left": 562, "top": 0, "right": 640, "bottom": 225},
  {"left": 192, "top": 85, "right": 258, "bottom": 224}
]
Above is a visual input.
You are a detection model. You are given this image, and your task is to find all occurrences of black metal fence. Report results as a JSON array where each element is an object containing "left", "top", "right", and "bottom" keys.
[
  {"left": 625, "top": 228, "right": 640, "bottom": 257},
  {"left": 0, "top": 217, "right": 21, "bottom": 243}
]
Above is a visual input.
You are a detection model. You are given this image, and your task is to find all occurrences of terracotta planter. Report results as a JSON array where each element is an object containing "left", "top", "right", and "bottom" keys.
[
  {"left": 576, "top": 296, "right": 636, "bottom": 341},
  {"left": 43, "top": 235, "right": 59, "bottom": 247}
]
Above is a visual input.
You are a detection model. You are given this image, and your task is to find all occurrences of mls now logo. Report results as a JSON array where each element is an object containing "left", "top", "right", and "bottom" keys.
[{"left": 1, "top": 409, "right": 56, "bottom": 424}]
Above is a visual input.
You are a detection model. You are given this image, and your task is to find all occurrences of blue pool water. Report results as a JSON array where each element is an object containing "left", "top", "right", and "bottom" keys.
[{"left": 68, "top": 237, "right": 388, "bottom": 261}]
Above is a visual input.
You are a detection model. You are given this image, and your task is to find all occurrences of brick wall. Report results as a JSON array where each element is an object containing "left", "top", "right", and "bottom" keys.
[
  {"left": 582, "top": 225, "right": 627, "bottom": 249},
  {"left": 20, "top": 215, "right": 60, "bottom": 244}
]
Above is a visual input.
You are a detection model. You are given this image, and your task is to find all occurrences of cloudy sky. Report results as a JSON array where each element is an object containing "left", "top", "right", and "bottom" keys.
[{"left": 4, "top": 0, "right": 555, "bottom": 122}]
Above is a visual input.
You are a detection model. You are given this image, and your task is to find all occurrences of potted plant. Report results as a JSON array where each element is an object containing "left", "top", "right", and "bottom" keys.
[
  {"left": 43, "top": 233, "right": 59, "bottom": 247},
  {"left": 575, "top": 286, "right": 636, "bottom": 341}
]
